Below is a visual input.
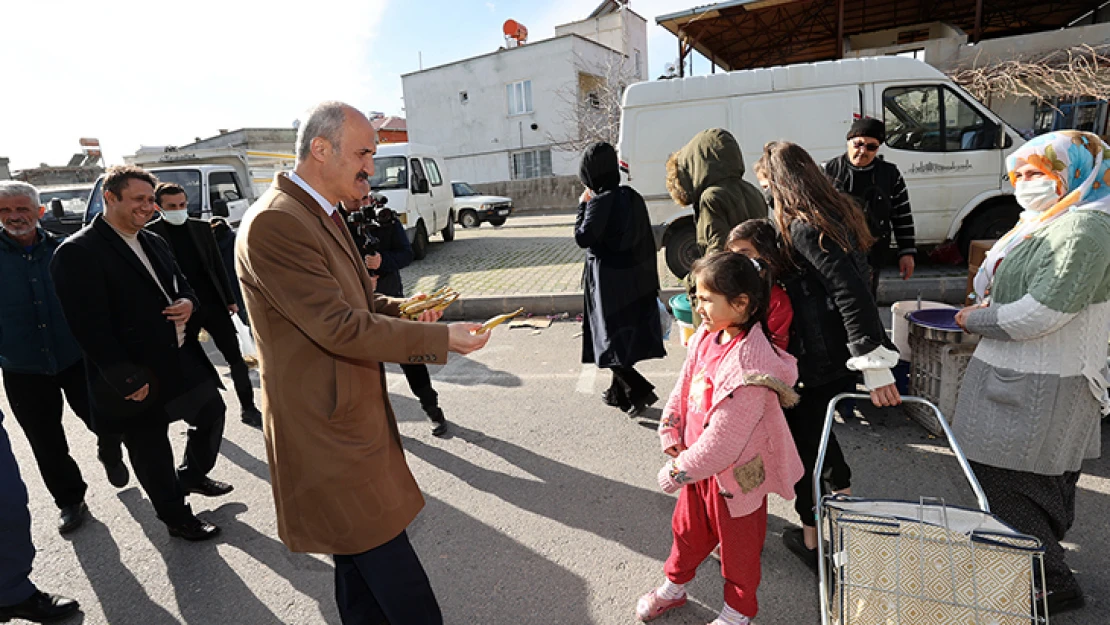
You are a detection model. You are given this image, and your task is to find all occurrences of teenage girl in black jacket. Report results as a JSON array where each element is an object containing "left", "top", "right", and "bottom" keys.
[{"left": 754, "top": 141, "right": 901, "bottom": 570}]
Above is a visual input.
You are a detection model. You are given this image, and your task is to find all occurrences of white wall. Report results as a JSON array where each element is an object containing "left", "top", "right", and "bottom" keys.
[
  {"left": 403, "top": 34, "right": 631, "bottom": 185},
  {"left": 555, "top": 10, "right": 648, "bottom": 79}
]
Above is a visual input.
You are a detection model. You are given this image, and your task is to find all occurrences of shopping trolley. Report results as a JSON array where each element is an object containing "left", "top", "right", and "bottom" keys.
[{"left": 814, "top": 394, "right": 1049, "bottom": 624}]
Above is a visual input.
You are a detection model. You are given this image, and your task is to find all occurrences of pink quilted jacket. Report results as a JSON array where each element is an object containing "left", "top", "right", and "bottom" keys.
[{"left": 658, "top": 324, "right": 804, "bottom": 518}]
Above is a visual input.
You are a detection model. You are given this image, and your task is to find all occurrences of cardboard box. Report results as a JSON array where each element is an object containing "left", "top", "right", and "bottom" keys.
[{"left": 965, "top": 239, "right": 997, "bottom": 305}]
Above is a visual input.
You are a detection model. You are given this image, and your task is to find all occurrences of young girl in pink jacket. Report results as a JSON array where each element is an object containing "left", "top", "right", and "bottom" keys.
[{"left": 636, "top": 251, "right": 804, "bottom": 625}]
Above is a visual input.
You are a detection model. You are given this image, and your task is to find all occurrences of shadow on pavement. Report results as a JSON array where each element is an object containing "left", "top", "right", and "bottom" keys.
[
  {"left": 69, "top": 512, "right": 181, "bottom": 625},
  {"left": 219, "top": 438, "right": 271, "bottom": 484},
  {"left": 118, "top": 492, "right": 335, "bottom": 625},
  {"left": 403, "top": 423, "right": 675, "bottom": 560},
  {"left": 409, "top": 494, "right": 596, "bottom": 624}
]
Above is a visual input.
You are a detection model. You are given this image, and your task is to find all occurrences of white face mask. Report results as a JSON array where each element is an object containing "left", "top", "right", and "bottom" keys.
[
  {"left": 1014, "top": 178, "right": 1061, "bottom": 213},
  {"left": 162, "top": 210, "right": 189, "bottom": 226}
]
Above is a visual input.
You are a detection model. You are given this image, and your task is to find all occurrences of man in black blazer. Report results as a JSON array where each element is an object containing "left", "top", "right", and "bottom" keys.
[
  {"left": 147, "top": 183, "right": 261, "bottom": 427},
  {"left": 50, "top": 166, "right": 232, "bottom": 541}
]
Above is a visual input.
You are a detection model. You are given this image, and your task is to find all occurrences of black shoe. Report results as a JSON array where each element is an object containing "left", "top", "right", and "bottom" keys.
[
  {"left": 241, "top": 407, "right": 263, "bottom": 428},
  {"left": 783, "top": 527, "right": 819, "bottom": 572},
  {"left": 166, "top": 516, "right": 221, "bottom": 542},
  {"left": 601, "top": 389, "right": 628, "bottom": 409},
  {"left": 1042, "top": 587, "right": 1086, "bottom": 615},
  {"left": 625, "top": 391, "right": 659, "bottom": 417},
  {"left": 0, "top": 590, "right": 79, "bottom": 622},
  {"left": 183, "top": 477, "right": 234, "bottom": 497},
  {"left": 101, "top": 458, "right": 130, "bottom": 488},
  {"left": 57, "top": 502, "right": 87, "bottom": 535}
]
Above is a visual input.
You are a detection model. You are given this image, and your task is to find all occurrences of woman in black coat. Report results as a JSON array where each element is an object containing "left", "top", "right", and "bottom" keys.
[{"left": 575, "top": 142, "right": 665, "bottom": 416}]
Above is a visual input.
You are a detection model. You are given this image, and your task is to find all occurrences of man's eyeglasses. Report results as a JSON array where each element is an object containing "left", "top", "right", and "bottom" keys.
[{"left": 852, "top": 140, "right": 881, "bottom": 152}]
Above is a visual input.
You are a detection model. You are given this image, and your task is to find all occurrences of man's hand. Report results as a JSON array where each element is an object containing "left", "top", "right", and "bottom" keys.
[
  {"left": 579, "top": 188, "right": 593, "bottom": 204},
  {"left": 663, "top": 444, "right": 686, "bottom": 458},
  {"left": 163, "top": 298, "right": 193, "bottom": 324},
  {"left": 364, "top": 253, "right": 382, "bottom": 271},
  {"left": 870, "top": 383, "right": 902, "bottom": 407},
  {"left": 899, "top": 255, "right": 916, "bottom": 280},
  {"left": 126, "top": 383, "right": 150, "bottom": 402},
  {"left": 417, "top": 308, "right": 443, "bottom": 323},
  {"left": 228, "top": 304, "right": 240, "bottom": 315},
  {"left": 447, "top": 323, "right": 491, "bottom": 354}
]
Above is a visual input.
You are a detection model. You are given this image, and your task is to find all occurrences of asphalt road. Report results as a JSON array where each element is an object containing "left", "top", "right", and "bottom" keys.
[{"left": 4, "top": 321, "right": 1107, "bottom": 624}]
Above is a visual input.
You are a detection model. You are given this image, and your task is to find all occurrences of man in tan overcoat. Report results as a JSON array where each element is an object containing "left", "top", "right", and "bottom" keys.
[{"left": 235, "top": 101, "right": 489, "bottom": 624}]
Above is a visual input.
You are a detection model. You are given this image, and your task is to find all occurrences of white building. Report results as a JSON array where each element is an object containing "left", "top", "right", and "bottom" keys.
[{"left": 402, "top": 1, "right": 647, "bottom": 188}]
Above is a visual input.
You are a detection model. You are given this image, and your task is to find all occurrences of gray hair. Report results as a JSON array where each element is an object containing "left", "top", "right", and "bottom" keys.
[
  {"left": 296, "top": 101, "right": 351, "bottom": 162},
  {"left": 0, "top": 181, "right": 40, "bottom": 206}
]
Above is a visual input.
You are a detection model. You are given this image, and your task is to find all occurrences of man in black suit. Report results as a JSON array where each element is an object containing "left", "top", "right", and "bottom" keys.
[
  {"left": 147, "top": 183, "right": 261, "bottom": 427},
  {"left": 51, "top": 166, "right": 232, "bottom": 541}
]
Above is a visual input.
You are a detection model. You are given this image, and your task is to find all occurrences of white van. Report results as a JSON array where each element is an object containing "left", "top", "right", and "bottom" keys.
[
  {"left": 370, "top": 143, "right": 455, "bottom": 259},
  {"left": 84, "top": 164, "right": 253, "bottom": 226},
  {"left": 618, "top": 56, "right": 1024, "bottom": 276}
]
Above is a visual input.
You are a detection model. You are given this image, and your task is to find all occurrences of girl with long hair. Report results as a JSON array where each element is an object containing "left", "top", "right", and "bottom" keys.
[{"left": 754, "top": 141, "right": 900, "bottom": 571}]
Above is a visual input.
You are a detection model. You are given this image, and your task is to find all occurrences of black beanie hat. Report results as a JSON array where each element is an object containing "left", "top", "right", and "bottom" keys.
[{"left": 847, "top": 117, "right": 886, "bottom": 143}]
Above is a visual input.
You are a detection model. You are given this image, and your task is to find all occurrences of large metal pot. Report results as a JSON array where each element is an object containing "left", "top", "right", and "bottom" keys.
[{"left": 906, "top": 309, "right": 979, "bottom": 345}]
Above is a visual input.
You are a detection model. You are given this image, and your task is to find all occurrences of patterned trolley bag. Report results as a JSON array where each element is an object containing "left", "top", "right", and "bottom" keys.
[{"left": 814, "top": 394, "right": 1049, "bottom": 625}]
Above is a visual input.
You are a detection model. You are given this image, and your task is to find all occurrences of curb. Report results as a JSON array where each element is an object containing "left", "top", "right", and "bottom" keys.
[{"left": 440, "top": 277, "right": 967, "bottom": 321}]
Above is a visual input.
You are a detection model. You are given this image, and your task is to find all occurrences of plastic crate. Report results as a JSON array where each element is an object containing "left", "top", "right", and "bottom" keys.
[{"left": 906, "top": 333, "right": 978, "bottom": 435}]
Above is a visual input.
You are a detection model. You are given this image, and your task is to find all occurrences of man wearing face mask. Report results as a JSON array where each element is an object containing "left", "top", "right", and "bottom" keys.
[
  {"left": 147, "top": 183, "right": 261, "bottom": 428},
  {"left": 824, "top": 118, "right": 916, "bottom": 298}
]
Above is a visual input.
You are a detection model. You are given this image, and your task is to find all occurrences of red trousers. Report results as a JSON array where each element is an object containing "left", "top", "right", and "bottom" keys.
[{"left": 665, "top": 479, "right": 767, "bottom": 618}]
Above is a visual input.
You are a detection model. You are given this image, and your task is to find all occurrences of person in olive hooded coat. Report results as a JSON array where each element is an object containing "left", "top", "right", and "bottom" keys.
[
  {"left": 575, "top": 142, "right": 665, "bottom": 416},
  {"left": 666, "top": 129, "right": 767, "bottom": 323}
]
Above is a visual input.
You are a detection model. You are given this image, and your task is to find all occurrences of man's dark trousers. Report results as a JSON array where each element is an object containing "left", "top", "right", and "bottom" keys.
[
  {"left": 120, "top": 348, "right": 226, "bottom": 525},
  {"left": 0, "top": 412, "right": 37, "bottom": 608},
  {"left": 198, "top": 308, "right": 255, "bottom": 412},
  {"left": 2, "top": 361, "right": 122, "bottom": 509},
  {"left": 334, "top": 530, "right": 442, "bottom": 625}
]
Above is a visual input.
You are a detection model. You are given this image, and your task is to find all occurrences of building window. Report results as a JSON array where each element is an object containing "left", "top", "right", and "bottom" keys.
[
  {"left": 459, "top": 91, "right": 469, "bottom": 104},
  {"left": 635, "top": 49, "right": 642, "bottom": 78},
  {"left": 507, "top": 80, "right": 533, "bottom": 116},
  {"left": 511, "top": 149, "right": 552, "bottom": 179},
  {"left": 586, "top": 91, "right": 601, "bottom": 109}
]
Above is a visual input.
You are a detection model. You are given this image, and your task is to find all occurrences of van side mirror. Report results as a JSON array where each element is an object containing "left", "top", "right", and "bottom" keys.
[{"left": 50, "top": 198, "right": 65, "bottom": 220}]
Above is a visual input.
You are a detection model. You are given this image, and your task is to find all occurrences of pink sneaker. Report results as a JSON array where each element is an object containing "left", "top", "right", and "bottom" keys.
[{"left": 635, "top": 588, "right": 687, "bottom": 621}]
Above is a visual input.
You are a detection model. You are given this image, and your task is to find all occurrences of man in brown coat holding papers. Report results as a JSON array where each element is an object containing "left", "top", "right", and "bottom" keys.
[{"left": 235, "top": 101, "right": 489, "bottom": 624}]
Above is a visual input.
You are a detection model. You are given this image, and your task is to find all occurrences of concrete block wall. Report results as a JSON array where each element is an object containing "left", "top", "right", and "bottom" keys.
[{"left": 473, "top": 175, "right": 581, "bottom": 212}]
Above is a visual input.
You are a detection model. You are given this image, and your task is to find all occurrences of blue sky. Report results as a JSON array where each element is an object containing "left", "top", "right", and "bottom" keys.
[{"left": 2, "top": 0, "right": 709, "bottom": 170}]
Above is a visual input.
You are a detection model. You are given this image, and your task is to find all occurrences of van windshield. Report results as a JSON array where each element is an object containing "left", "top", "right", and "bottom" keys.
[{"left": 370, "top": 156, "right": 408, "bottom": 190}]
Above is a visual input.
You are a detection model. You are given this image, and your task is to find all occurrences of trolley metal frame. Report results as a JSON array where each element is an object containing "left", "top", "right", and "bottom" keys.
[{"left": 813, "top": 393, "right": 1048, "bottom": 625}]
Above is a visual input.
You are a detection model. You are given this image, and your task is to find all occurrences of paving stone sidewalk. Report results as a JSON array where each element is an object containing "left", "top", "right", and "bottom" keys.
[{"left": 401, "top": 214, "right": 685, "bottom": 297}]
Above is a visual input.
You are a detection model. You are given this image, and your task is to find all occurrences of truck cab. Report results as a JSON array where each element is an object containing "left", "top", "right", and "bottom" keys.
[{"left": 84, "top": 164, "right": 252, "bottom": 225}]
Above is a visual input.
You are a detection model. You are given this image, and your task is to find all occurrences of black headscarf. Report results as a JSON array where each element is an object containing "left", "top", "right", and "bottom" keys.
[{"left": 579, "top": 142, "right": 621, "bottom": 194}]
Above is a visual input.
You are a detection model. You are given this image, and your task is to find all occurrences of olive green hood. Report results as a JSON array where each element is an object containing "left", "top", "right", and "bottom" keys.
[{"left": 670, "top": 128, "right": 746, "bottom": 208}]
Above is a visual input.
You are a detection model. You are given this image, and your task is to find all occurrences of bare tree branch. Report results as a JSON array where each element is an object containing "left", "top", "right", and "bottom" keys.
[
  {"left": 948, "top": 44, "right": 1110, "bottom": 102},
  {"left": 547, "top": 50, "right": 641, "bottom": 153}
]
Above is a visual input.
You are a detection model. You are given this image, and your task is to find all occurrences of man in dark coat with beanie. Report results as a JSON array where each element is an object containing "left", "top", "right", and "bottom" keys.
[{"left": 824, "top": 118, "right": 916, "bottom": 298}]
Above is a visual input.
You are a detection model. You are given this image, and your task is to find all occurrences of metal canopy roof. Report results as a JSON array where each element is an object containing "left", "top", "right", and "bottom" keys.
[{"left": 657, "top": 0, "right": 1099, "bottom": 73}]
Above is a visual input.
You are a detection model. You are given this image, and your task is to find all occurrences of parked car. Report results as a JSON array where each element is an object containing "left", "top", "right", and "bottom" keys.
[
  {"left": 451, "top": 181, "right": 512, "bottom": 228},
  {"left": 370, "top": 143, "right": 455, "bottom": 259},
  {"left": 38, "top": 183, "right": 92, "bottom": 235},
  {"left": 618, "top": 56, "right": 1025, "bottom": 277}
]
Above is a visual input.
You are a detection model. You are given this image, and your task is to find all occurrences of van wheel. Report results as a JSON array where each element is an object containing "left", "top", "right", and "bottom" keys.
[
  {"left": 413, "top": 222, "right": 429, "bottom": 260},
  {"left": 665, "top": 221, "right": 699, "bottom": 280},
  {"left": 459, "top": 210, "right": 480, "bottom": 228},
  {"left": 441, "top": 212, "right": 456, "bottom": 242},
  {"left": 956, "top": 200, "right": 1021, "bottom": 261}
]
